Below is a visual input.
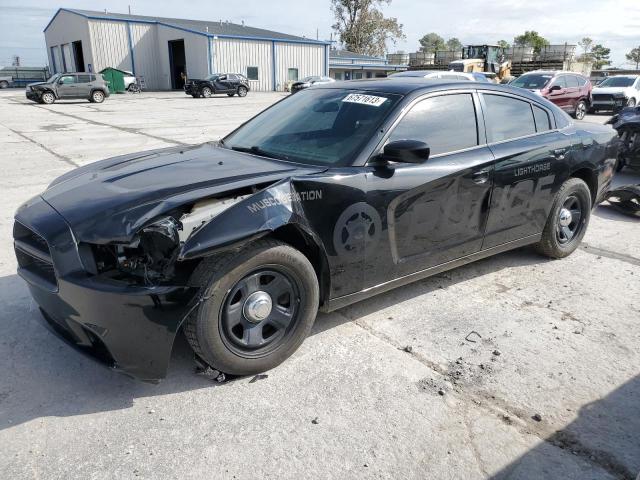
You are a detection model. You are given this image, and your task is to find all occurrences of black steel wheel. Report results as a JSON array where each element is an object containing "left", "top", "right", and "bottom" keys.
[
  {"left": 535, "top": 178, "right": 591, "bottom": 258},
  {"left": 555, "top": 195, "right": 584, "bottom": 244},
  {"left": 237, "top": 86, "right": 248, "bottom": 97},
  {"left": 184, "top": 239, "right": 319, "bottom": 375}
]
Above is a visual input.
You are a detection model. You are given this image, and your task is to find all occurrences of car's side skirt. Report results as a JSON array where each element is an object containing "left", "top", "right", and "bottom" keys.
[{"left": 322, "top": 233, "right": 542, "bottom": 312}]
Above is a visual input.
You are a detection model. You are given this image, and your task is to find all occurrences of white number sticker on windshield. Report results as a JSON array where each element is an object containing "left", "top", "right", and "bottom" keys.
[{"left": 342, "top": 94, "right": 387, "bottom": 107}]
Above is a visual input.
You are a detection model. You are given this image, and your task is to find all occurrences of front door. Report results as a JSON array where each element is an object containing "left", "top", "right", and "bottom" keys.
[
  {"left": 481, "top": 92, "right": 575, "bottom": 248},
  {"left": 57, "top": 74, "right": 77, "bottom": 98},
  {"left": 547, "top": 75, "right": 571, "bottom": 111},
  {"left": 364, "top": 91, "right": 495, "bottom": 287}
]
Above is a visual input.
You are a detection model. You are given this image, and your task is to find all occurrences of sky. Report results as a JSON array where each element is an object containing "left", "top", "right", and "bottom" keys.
[{"left": 0, "top": 0, "right": 638, "bottom": 68}]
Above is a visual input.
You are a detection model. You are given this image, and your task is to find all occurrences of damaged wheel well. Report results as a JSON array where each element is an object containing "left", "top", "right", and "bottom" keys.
[{"left": 270, "top": 225, "right": 331, "bottom": 308}]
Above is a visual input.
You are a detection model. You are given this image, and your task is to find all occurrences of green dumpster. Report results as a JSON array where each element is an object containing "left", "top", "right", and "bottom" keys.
[{"left": 99, "top": 67, "right": 127, "bottom": 94}]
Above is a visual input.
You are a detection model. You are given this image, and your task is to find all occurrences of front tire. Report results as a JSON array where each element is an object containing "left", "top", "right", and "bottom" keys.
[
  {"left": 0, "top": 81, "right": 9, "bottom": 89},
  {"left": 534, "top": 178, "right": 592, "bottom": 259},
  {"left": 237, "top": 86, "right": 248, "bottom": 97},
  {"left": 201, "top": 86, "right": 213, "bottom": 98},
  {"left": 627, "top": 98, "right": 636, "bottom": 107},
  {"left": 573, "top": 100, "right": 587, "bottom": 120},
  {"left": 41, "top": 91, "right": 55, "bottom": 104},
  {"left": 184, "top": 239, "right": 319, "bottom": 376}
]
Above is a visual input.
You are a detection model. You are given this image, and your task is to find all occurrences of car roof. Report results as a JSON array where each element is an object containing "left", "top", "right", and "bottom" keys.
[
  {"left": 524, "top": 70, "right": 586, "bottom": 77},
  {"left": 314, "top": 77, "right": 550, "bottom": 102},
  {"left": 391, "top": 70, "right": 441, "bottom": 77}
]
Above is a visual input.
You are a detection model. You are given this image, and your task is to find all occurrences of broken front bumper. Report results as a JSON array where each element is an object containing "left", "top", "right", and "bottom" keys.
[{"left": 14, "top": 196, "right": 195, "bottom": 382}]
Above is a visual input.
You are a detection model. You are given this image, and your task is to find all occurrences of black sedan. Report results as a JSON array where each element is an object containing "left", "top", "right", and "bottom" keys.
[
  {"left": 184, "top": 73, "right": 250, "bottom": 98},
  {"left": 14, "top": 79, "right": 617, "bottom": 382}
]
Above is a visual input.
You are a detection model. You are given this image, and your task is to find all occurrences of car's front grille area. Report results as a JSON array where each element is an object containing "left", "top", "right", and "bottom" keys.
[
  {"left": 13, "top": 221, "right": 57, "bottom": 289},
  {"left": 592, "top": 94, "right": 614, "bottom": 102}
]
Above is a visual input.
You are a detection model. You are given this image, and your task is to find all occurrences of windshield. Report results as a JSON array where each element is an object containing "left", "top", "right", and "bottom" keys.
[
  {"left": 301, "top": 76, "right": 319, "bottom": 83},
  {"left": 46, "top": 74, "right": 61, "bottom": 83},
  {"left": 205, "top": 74, "right": 219, "bottom": 81},
  {"left": 510, "top": 74, "right": 553, "bottom": 89},
  {"left": 222, "top": 88, "right": 401, "bottom": 167},
  {"left": 598, "top": 77, "right": 636, "bottom": 88}
]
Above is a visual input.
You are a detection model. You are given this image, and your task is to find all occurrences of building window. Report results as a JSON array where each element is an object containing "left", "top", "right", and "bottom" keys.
[
  {"left": 354, "top": 72, "right": 363, "bottom": 80},
  {"left": 288, "top": 68, "right": 298, "bottom": 81},
  {"left": 366, "top": 71, "right": 373, "bottom": 78},
  {"left": 334, "top": 72, "right": 343, "bottom": 80},
  {"left": 247, "top": 66, "right": 259, "bottom": 80}
]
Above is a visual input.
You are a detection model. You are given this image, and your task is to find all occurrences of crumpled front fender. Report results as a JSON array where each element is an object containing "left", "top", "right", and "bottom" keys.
[{"left": 178, "top": 179, "right": 328, "bottom": 261}]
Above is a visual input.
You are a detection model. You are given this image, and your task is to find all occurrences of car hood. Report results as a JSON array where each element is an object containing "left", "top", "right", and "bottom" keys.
[
  {"left": 593, "top": 87, "right": 633, "bottom": 95},
  {"left": 42, "top": 143, "right": 326, "bottom": 243},
  {"left": 27, "top": 81, "right": 51, "bottom": 89}
]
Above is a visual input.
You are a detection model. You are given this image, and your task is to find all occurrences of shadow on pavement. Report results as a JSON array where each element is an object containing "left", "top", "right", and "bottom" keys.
[{"left": 491, "top": 375, "right": 640, "bottom": 480}]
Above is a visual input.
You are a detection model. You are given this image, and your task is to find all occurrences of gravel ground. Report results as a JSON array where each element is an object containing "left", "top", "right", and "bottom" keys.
[{"left": 0, "top": 89, "right": 638, "bottom": 480}]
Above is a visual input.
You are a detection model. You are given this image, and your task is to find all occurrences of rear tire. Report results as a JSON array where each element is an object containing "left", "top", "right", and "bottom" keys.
[
  {"left": 41, "top": 91, "right": 55, "bottom": 104},
  {"left": 184, "top": 239, "right": 319, "bottom": 376},
  {"left": 573, "top": 100, "right": 587, "bottom": 120},
  {"left": 91, "top": 90, "right": 105, "bottom": 103},
  {"left": 534, "top": 178, "right": 592, "bottom": 259},
  {"left": 237, "top": 86, "right": 248, "bottom": 97}
]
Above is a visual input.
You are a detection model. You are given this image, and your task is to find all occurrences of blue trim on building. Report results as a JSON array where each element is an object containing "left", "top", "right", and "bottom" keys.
[
  {"left": 50, "top": 46, "right": 57, "bottom": 73},
  {"left": 271, "top": 41, "right": 277, "bottom": 91},
  {"left": 61, "top": 45, "right": 67, "bottom": 71},
  {"left": 207, "top": 37, "right": 213, "bottom": 75},
  {"left": 126, "top": 23, "right": 136, "bottom": 75}
]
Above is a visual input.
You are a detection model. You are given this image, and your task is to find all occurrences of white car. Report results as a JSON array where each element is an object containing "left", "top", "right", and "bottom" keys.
[
  {"left": 591, "top": 75, "right": 640, "bottom": 112},
  {"left": 122, "top": 71, "right": 138, "bottom": 91},
  {"left": 389, "top": 70, "right": 477, "bottom": 81}
]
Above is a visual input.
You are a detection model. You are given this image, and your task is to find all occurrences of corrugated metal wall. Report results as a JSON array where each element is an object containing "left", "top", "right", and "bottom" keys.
[
  {"left": 275, "top": 43, "right": 325, "bottom": 91},
  {"left": 88, "top": 20, "right": 132, "bottom": 72},
  {"left": 213, "top": 38, "right": 273, "bottom": 92},
  {"left": 129, "top": 23, "right": 162, "bottom": 89},
  {"left": 61, "top": 44, "right": 74, "bottom": 71},
  {"left": 51, "top": 46, "right": 63, "bottom": 74}
]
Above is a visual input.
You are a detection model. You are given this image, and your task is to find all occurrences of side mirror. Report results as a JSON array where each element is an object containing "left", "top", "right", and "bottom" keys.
[
  {"left": 58, "top": 79, "right": 64, "bottom": 85},
  {"left": 549, "top": 85, "right": 562, "bottom": 92},
  {"left": 382, "top": 140, "right": 430, "bottom": 164}
]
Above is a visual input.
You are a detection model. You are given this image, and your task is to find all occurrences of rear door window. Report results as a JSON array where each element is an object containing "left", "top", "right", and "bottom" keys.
[
  {"left": 566, "top": 75, "right": 580, "bottom": 88},
  {"left": 389, "top": 93, "right": 478, "bottom": 156},
  {"left": 533, "top": 105, "right": 552, "bottom": 132},
  {"left": 483, "top": 94, "right": 537, "bottom": 142}
]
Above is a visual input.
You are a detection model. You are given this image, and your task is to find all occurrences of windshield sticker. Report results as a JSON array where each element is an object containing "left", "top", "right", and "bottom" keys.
[{"left": 342, "top": 94, "right": 387, "bottom": 107}]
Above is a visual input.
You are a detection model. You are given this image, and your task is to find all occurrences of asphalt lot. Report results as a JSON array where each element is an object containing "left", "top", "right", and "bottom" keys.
[{"left": 0, "top": 89, "right": 639, "bottom": 480}]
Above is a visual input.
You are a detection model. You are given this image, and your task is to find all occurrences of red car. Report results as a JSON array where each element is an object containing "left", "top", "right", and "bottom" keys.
[{"left": 510, "top": 71, "right": 592, "bottom": 120}]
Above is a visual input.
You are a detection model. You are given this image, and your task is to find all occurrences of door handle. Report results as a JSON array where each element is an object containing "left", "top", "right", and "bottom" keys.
[
  {"left": 553, "top": 148, "right": 566, "bottom": 160},
  {"left": 472, "top": 170, "right": 490, "bottom": 184}
]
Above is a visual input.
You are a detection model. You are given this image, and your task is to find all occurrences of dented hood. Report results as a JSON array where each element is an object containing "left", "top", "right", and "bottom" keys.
[{"left": 42, "top": 143, "right": 325, "bottom": 243}]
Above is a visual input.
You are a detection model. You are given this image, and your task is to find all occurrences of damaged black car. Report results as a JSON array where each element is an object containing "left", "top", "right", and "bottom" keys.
[{"left": 14, "top": 80, "right": 618, "bottom": 382}]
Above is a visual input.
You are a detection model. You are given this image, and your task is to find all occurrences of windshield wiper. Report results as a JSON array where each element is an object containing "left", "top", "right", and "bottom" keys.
[{"left": 231, "top": 145, "right": 290, "bottom": 161}]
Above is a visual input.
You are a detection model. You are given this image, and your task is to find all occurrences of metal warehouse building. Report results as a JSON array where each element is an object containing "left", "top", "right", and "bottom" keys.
[{"left": 44, "top": 8, "right": 330, "bottom": 91}]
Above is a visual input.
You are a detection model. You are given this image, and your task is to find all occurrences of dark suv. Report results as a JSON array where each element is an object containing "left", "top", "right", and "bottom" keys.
[
  {"left": 26, "top": 73, "right": 110, "bottom": 104},
  {"left": 184, "top": 73, "right": 250, "bottom": 98},
  {"left": 510, "top": 71, "right": 592, "bottom": 120}
]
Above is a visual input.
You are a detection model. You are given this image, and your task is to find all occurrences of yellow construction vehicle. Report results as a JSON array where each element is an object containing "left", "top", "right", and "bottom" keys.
[{"left": 449, "top": 45, "right": 512, "bottom": 83}]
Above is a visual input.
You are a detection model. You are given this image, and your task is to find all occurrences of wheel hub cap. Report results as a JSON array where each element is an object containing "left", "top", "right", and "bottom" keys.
[
  {"left": 243, "top": 291, "right": 272, "bottom": 323},
  {"left": 558, "top": 208, "right": 572, "bottom": 227}
]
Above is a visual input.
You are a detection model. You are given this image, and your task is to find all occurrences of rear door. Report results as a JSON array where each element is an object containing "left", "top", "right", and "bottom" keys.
[
  {"left": 481, "top": 92, "right": 573, "bottom": 248},
  {"left": 363, "top": 91, "right": 495, "bottom": 286},
  {"left": 75, "top": 74, "right": 92, "bottom": 98}
]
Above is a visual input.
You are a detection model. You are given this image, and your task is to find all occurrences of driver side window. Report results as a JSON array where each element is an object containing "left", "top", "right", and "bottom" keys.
[
  {"left": 59, "top": 75, "right": 76, "bottom": 84},
  {"left": 388, "top": 94, "right": 478, "bottom": 156},
  {"left": 551, "top": 76, "right": 568, "bottom": 89}
]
